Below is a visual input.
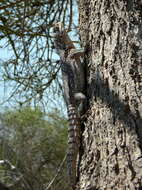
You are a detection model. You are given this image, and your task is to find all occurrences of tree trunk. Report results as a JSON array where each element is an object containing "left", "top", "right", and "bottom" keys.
[{"left": 78, "top": 0, "right": 142, "bottom": 189}]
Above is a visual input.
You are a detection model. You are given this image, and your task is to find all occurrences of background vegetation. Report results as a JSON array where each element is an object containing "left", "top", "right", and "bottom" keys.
[
  {"left": 0, "top": 0, "right": 79, "bottom": 189},
  {"left": 0, "top": 107, "right": 69, "bottom": 190}
]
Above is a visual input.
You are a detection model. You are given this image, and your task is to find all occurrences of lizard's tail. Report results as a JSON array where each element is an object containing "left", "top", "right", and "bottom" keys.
[{"left": 67, "top": 104, "right": 80, "bottom": 188}]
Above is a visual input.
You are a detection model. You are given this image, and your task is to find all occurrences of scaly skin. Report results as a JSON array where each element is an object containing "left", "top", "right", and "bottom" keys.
[
  {"left": 67, "top": 104, "right": 80, "bottom": 188},
  {"left": 53, "top": 22, "right": 85, "bottom": 189}
]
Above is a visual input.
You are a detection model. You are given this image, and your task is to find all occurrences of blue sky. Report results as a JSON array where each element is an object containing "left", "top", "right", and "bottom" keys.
[
  {"left": 0, "top": 40, "right": 12, "bottom": 109},
  {"left": 0, "top": 39, "right": 66, "bottom": 113},
  {"left": 0, "top": 2, "right": 79, "bottom": 112}
]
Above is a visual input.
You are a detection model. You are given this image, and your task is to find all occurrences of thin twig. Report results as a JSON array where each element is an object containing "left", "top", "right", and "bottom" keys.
[
  {"left": 68, "top": 0, "right": 73, "bottom": 31},
  {"left": 45, "top": 154, "right": 67, "bottom": 190}
]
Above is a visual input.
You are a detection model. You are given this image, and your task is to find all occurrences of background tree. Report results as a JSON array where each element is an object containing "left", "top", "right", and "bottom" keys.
[
  {"left": 0, "top": 1, "right": 79, "bottom": 189},
  {"left": 77, "top": 0, "right": 142, "bottom": 189},
  {"left": 0, "top": 107, "right": 70, "bottom": 190}
]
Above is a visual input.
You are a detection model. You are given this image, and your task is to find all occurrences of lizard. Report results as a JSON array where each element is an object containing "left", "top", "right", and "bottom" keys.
[{"left": 53, "top": 22, "right": 86, "bottom": 189}]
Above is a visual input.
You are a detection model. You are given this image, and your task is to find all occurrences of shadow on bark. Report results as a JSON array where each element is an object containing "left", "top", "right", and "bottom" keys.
[{"left": 88, "top": 71, "right": 142, "bottom": 144}]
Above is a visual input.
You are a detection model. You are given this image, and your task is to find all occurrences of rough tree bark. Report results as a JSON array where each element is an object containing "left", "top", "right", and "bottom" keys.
[{"left": 77, "top": 0, "right": 142, "bottom": 189}]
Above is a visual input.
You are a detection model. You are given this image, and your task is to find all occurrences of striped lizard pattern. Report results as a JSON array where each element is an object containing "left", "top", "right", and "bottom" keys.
[
  {"left": 53, "top": 22, "right": 85, "bottom": 189},
  {"left": 67, "top": 104, "right": 80, "bottom": 188}
]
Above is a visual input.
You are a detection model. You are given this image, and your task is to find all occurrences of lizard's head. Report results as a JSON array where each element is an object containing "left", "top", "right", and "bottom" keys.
[
  {"left": 52, "top": 22, "right": 74, "bottom": 51},
  {"left": 53, "top": 22, "right": 64, "bottom": 35}
]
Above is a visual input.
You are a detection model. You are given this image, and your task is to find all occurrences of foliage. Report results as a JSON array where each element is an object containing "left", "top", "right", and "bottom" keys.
[
  {"left": 0, "top": 107, "right": 69, "bottom": 190},
  {"left": 0, "top": 0, "right": 78, "bottom": 107}
]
